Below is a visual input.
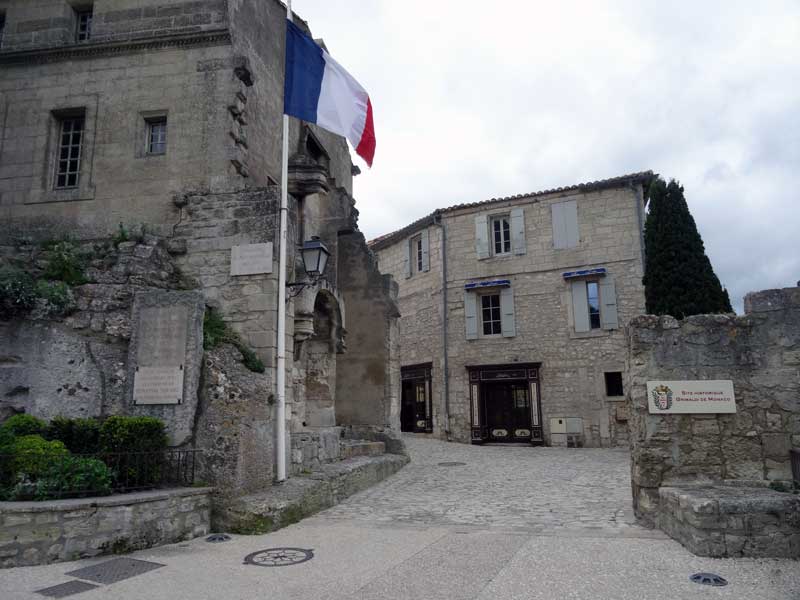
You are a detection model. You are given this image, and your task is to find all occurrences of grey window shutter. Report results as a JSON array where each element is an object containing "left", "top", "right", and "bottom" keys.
[
  {"left": 564, "top": 200, "right": 579, "bottom": 248},
  {"left": 420, "top": 228, "right": 430, "bottom": 272},
  {"left": 510, "top": 207, "right": 526, "bottom": 255},
  {"left": 571, "top": 280, "right": 590, "bottom": 332},
  {"left": 475, "top": 214, "right": 489, "bottom": 259},
  {"left": 551, "top": 202, "right": 565, "bottom": 249},
  {"left": 464, "top": 291, "right": 478, "bottom": 340},
  {"left": 500, "top": 287, "right": 516, "bottom": 337},
  {"left": 600, "top": 278, "right": 619, "bottom": 330},
  {"left": 404, "top": 238, "right": 412, "bottom": 278}
]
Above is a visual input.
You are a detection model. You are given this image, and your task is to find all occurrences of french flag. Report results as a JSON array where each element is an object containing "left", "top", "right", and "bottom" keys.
[{"left": 284, "top": 20, "right": 376, "bottom": 168}]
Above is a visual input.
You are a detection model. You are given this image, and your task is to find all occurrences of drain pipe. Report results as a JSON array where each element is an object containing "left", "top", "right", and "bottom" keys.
[{"left": 433, "top": 212, "right": 451, "bottom": 440}]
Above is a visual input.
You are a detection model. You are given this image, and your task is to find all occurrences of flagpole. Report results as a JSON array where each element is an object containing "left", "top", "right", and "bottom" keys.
[{"left": 275, "top": 0, "right": 293, "bottom": 483}]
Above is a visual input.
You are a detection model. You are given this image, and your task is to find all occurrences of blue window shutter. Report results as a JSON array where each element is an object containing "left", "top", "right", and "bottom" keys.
[
  {"left": 500, "top": 287, "right": 516, "bottom": 337},
  {"left": 404, "top": 238, "right": 412, "bottom": 278},
  {"left": 475, "top": 214, "right": 489, "bottom": 259},
  {"left": 510, "top": 207, "right": 526, "bottom": 255},
  {"left": 464, "top": 291, "right": 478, "bottom": 340},
  {"left": 600, "top": 278, "right": 619, "bottom": 330},
  {"left": 571, "top": 280, "right": 590, "bottom": 332},
  {"left": 421, "top": 228, "right": 430, "bottom": 272}
]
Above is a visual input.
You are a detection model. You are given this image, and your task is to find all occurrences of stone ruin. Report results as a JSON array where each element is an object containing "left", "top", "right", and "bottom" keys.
[{"left": 626, "top": 286, "right": 800, "bottom": 557}]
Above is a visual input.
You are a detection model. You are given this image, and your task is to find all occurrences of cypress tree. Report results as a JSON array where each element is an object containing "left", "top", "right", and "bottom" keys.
[{"left": 642, "top": 178, "right": 733, "bottom": 318}]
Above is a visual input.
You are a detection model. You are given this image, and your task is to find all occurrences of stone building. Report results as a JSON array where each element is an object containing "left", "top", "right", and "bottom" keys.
[
  {"left": 0, "top": 0, "right": 400, "bottom": 489},
  {"left": 371, "top": 172, "right": 654, "bottom": 447}
]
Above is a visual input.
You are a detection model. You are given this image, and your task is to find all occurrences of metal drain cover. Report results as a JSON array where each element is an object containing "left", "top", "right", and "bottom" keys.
[
  {"left": 690, "top": 572, "right": 728, "bottom": 586},
  {"left": 243, "top": 548, "right": 314, "bottom": 567},
  {"left": 35, "top": 580, "right": 100, "bottom": 598},
  {"left": 65, "top": 557, "right": 165, "bottom": 585},
  {"left": 206, "top": 533, "right": 232, "bottom": 543},
  {"left": 438, "top": 461, "right": 466, "bottom": 467}
]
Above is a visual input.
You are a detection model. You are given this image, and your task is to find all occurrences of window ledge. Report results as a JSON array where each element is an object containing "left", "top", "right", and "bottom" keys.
[
  {"left": 25, "top": 185, "right": 96, "bottom": 205},
  {"left": 605, "top": 396, "right": 627, "bottom": 403},
  {"left": 569, "top": 328, "right": 615, "bottom": 340}
]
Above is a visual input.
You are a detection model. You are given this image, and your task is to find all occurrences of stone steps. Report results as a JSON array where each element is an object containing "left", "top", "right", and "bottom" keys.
[{"left": 340, "top": 439, "right": 385, "bottom": 459}]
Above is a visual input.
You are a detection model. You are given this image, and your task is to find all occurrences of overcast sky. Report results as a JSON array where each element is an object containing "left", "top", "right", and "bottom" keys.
[{"left": 299, "top": 0, "right": 799, "bottom": 312}]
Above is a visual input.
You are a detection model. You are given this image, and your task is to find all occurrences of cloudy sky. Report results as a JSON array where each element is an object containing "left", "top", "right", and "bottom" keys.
[{"left": 299, "top": 0, "right": 799, "bottom": 312}]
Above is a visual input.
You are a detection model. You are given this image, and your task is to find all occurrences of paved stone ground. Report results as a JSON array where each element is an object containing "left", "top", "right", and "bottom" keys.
[
  {"left": 2, "top": 436, "right": 799, "bottom": 600},
  {"left": 316, "top": 436, "right": 637, "bottom": 533}
]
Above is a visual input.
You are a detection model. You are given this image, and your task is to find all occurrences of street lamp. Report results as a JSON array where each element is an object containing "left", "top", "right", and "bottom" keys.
[{"left": 287, "top": 236, "right": 331, "bottom": 297}]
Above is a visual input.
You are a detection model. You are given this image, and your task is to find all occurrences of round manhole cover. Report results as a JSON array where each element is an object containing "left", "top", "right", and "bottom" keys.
[
  {"left": 437, "top": 461, "right": 467, "bottom": 467},
  {"left": 243, "top": 548, "right": 314, "bottom": 567},
  {"left": 206, "top": 534, "right": 232, "bottom": 543},
  {"left": 690, "top": 573, "right": 728, "bottom": 587}
]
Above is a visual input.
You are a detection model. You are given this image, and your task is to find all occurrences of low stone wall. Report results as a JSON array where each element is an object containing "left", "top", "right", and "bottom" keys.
[
  {"left": 657, "top": 485, "right": 800, "bottom": 558},
  {"left": 626, "top": 287, "right": 800, "bottom": 526},
  {"left": 0, "top": 487, "right": 212, "bottom": 568}
]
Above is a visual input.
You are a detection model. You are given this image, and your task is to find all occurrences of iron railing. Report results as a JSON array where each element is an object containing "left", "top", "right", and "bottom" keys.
[{"left": 0, "top": 449, "right": 199, "bottom": 500}]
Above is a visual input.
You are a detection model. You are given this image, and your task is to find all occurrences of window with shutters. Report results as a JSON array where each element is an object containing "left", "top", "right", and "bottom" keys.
[
  {"left": 412, "top": 234, "right": 423, "bottom": 273},
  {"left": 480, "top": 293, "right": 502, "bottom": 336},
  {"left": 552, "top": 200, "right": 579, "bottom": 249},
  {"left": 569, "top": 276, "right": 618, "bottom": 334},
  {"left": 491, "top": 215, "right": 511, "bottom": 256}
]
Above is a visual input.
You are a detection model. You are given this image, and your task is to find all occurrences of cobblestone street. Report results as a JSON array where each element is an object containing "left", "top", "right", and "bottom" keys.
[
  {"left": 3, "top": 436, "right": 799, "bottom": 600},
  {"left": 316, "top": 436, "right": 637, "bottom": 533}
]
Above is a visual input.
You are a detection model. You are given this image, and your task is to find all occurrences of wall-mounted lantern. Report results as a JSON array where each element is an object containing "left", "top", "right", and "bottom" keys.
[{"left": 287, "top": 236, "right": 331, "bottom": 298}]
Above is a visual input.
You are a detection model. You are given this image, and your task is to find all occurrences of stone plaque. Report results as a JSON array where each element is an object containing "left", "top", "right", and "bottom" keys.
[
  {"left": 133, "top": 366, "right": 184, "bottom": 405},
  {"left": 136, "top": 306, "right": 188, "bottom": 365},
  {"left": 230, "top": 243, "right": 273, "bottom": 276},
  {"left": 647, "top": 380, "right": 736, "bottom": 414}
]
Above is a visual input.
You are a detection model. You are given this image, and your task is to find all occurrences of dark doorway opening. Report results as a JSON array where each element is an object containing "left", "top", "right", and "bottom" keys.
[{"left": 400, "top": 364, "right": 432, "bottom": 433}]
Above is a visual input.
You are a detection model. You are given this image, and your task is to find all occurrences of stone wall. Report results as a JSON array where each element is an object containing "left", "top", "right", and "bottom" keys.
[
  {"left": 0, "top": 236, "right": 189, "bottom": 421},
  {"left": 0, "top": 487, "right": 211, "bottom": 568},
  {"left": 627, "top": 287, "right": 800, "bottom": 525}
]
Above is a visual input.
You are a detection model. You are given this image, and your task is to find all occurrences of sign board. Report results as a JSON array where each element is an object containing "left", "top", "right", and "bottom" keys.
[
  {"left": 646, "top": 380, "right": 736, "bottom": 414},
  {"left": 137, "top": 306, "right": 188, "bottom": 365},
  {"left": 133, "top": 366, "right": 184, "bottom": 405},
  {"left": 230, "top": 243, "right": 273, "bottom": 276}
]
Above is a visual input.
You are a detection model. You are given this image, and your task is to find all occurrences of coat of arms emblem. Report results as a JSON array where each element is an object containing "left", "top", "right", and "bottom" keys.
[{"left": 651, "top": 384, "right": 673, "bottom": 410}]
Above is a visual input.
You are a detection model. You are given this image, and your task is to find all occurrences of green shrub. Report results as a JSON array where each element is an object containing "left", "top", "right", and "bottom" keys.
[
  {"left": 203, "top": 307, "right": 265, "bottom": 373},
  {"left": 203, "top": 307, "right": 228, "bottom": 350},
  {"left": 0, "top": 267, "right": 37, "bottom": 318},
  {"left": 12, "top": 435, "right": 69, "bottom": 479},
  {"left": 98, "top": 416, "right": 167, "bottom": 454},
  {"left": 1, "top": 414, "right": 47, "bottom": 437},
  {"left": 34, "top": 280, "right": 75, "bottom": 316},
  {"left": 34, "top": 456, "right": 112, "bottom": 500},
  {"left": 112, "top": 222, "right": 129, "bottom": 247},
  {"left": 43, "top": 241, "right": 86, "bottom": 285},
  {"left": 46, "top": 417, "right": 101, "bottom": 454}
]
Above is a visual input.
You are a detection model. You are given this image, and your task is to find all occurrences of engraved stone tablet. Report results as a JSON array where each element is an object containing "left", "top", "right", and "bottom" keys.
[
  {"left": 136, "top": 306, "right": 188, "bottom": 365},
  {"left": 231, "top": 243, "right": 273, "bottom": 276},
  {"left": 133, "top": 366, "right": 184, "bottom": 405}
]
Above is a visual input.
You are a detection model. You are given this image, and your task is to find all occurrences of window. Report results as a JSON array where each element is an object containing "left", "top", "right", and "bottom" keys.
[
  {"left": 569, "top": 276, "right": 618, "bottom": 333},
  {"left": 605, "top": 372, "right": 624, "bottom": 397},
  {"left": 147, "top": 118, "right": 168, "bottom": 154},
  {"left": 587, "top": 281, "right": 601, "bottom": 329},
  {"left": 76, "top": 8, "right": 93, "bottom": 42},
  {"left": 481, "top": 293, "right": 502, "bottom": 336},
  {"left": 491, "top": 215, "right": 511, "bottom": 255},
  {"left": 412, "top": 234, "right": 423, "bottom": 272},
  {"left": 0, "top": 14, "right": 6, "bottom": 44},
  {"left": 55, "top": 116, "right": 85, "bottom": 189}
]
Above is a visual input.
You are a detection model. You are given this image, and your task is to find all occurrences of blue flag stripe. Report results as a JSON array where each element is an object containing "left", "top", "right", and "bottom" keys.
[{"left": 284, "top": 20, "right": 325, "bottom": 123}]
